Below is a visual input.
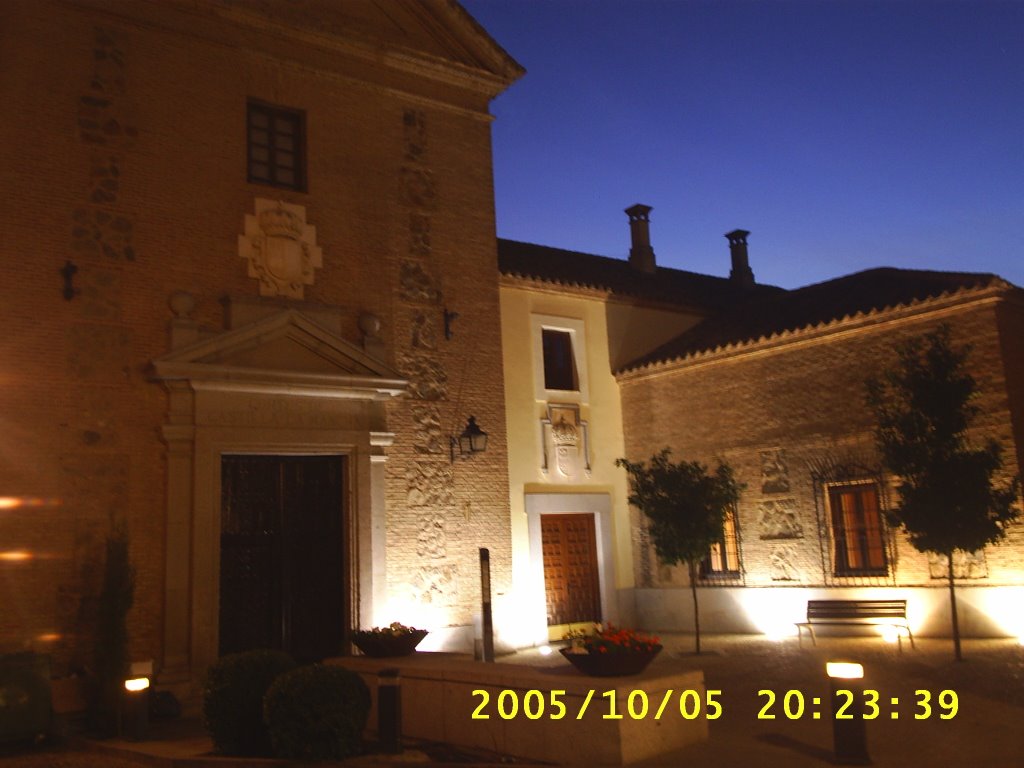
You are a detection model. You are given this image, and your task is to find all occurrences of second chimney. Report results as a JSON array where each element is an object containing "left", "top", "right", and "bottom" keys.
[
  {"left": 625, "top": 204, "right": 656, "bottom": 273},
  {"left": 726, "top": 229, "right": 755, "bottom": 288}
]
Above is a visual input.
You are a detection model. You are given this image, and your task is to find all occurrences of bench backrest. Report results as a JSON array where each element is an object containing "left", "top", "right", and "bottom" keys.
[{"left": 807, "top": 599, "right": 907, "bottom": 620}]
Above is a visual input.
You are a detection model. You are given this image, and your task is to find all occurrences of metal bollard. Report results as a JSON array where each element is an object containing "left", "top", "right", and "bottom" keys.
[
  {"left": 827, "top": 662, "right": 869, "bottom": 765},
  {"left": 378, "top": 668, "right": 402, "bottom": 754}
]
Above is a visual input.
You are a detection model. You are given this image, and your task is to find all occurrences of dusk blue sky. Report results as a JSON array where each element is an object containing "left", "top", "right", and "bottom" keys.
[{"left": 461, "top": 0, "right": 1024, "bottom": 290}]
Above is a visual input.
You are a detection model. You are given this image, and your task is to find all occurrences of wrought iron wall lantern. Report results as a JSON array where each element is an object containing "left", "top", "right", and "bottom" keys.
[{"left": 450, "top": 416, "right": 488, "bottom": 462}]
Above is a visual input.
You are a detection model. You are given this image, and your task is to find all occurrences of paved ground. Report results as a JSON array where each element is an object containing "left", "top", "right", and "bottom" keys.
[
  {"left": 2, "top": 634, "right": 1021, "bottom": 766},
  {"left": 534, "top": 634, "right": 1024, "bottom": 767}
]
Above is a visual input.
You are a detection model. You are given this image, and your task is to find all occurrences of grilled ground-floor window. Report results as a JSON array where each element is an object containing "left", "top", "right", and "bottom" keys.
[
  {"left": 700, "top": 506, "right": 740, "bottom": 578},
  {"left": 829, "top": 482, "right": 887, "bottom": 576}
]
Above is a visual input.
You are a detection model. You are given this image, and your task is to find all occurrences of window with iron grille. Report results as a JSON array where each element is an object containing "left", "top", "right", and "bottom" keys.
[
  {"left": 700, "top": 506, "right": 741, "bottom": 578},
  {"left": 828, "top": 482, "right": 888, "bottom": 576},
  {"left": 247, "top": 101, "right": 306, "bottom": 191}
]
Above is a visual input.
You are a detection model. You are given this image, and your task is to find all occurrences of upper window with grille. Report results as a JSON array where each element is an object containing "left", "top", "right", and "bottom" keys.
[
  {"left": 828, "top": 482, "right": 888, "bottom": 576},
  {"left": 247, "top": 101, "right": 306, "bottom": 191},
  {"left": 542, "top": 328, "right": 579, "bottom": 392}
]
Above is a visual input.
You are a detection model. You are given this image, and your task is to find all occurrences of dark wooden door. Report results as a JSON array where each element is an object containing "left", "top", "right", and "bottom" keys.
[
  {"left": 220, "top": 455, "right": 345, "bottom": 662},
  {"left": 541, "top": 513, "right": 601, "bottom": 626}
]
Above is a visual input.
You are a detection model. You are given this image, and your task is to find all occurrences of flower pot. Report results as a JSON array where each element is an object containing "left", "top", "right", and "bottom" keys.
[
  {"left": 352, "top": 629, "right": 428, "bottom": 658},
  {"left": 560, "top": 646, "right": 662, "bottom": 677}
]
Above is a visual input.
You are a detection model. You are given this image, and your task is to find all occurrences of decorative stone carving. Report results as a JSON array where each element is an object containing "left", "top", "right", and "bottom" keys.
[
  {"left": 757, "top": 499, "right": 803, "bottom": 539},
  {"left": 552, "top": 412, "right": 579, "bottom": 478},
  {"left": 400, "top": 167, "right": 436, "bottom": 209},
  {"left": 411, "top": 564, "right": 456, "bottom": 606},
  {"left": 405, "top": 461, "right": 454, "bottom": 508},
  {"left": 403, "top": 109, "right": 427, "bottom": 163},
  {"left": 760, "top": 449, "right": 790, "bottom": 494},
  {"left": 928, "top": 550, "right": 988, "bottom": 579},
  {"left": 399, "top": 260, "right": 442, "bottom": 303},
  {"left": 410, "top": 311, "right": 437, "bottom": 350},
  {"left": 409, "top": 213, "right": 431, "bottom": 256},
  {"left": 238, "top": 199, "right": 323, "bottom": 299},
  {"left": 71, "top": 207, "right": 135, "bottom": 261},
  {"left": 78, "top": 29, "right": 138, "bottom": 149},
  {"left": 769, "top": 544, "right": 801, "bottom": 581},
  {"left": 398, "top": 353, "right": 448, "bottom": 400},
  {"left": 411, "top": 404, "right": 444, "bottom": 454},
  {"left": 417, "top": 514, "right": 446, "bottom": 559}
]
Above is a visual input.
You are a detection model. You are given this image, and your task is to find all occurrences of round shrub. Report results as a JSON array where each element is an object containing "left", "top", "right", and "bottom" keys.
[
  {"left": 264, "top": 664, "right": 371, "bottom": 760},
  {"left": 202, "top": 649, "right": 296, "bottom": 756}
]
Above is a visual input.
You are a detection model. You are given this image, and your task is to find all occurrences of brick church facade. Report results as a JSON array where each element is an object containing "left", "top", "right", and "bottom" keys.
[{"left": 2, "top": 0, "right": 1021, "bottom": 691}]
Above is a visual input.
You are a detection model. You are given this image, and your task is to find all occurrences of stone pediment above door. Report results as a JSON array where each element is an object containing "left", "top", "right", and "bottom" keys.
[{"left": 151, "top": 309, "right": 406, "bottom": 400}]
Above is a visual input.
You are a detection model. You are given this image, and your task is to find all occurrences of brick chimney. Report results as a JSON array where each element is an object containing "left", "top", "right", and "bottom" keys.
[
  {"left": 625, "top": 204, "right": 656, "bottom": 273},
  {"left": 725, "top": 229, "right": 754, "bottom": 288}
]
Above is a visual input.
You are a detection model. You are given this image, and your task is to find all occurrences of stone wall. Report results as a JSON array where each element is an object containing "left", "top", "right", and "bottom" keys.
[
  {"left": 0, "top": 0, "right": 513, "bottom": 671},
  {"left": 618, "top": 298, "right": 1024, "bottom": 627}
]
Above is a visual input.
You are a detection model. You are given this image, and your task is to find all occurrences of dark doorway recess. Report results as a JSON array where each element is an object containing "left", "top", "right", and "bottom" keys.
[
  {"left": 219, "top": 454, "right": 346, "bottom": 662},
  {"left": 541, "top": 513, "right": 602, "bottom": 626}
]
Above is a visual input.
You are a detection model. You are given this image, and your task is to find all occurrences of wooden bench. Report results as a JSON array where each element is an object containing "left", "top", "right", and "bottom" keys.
[{"left": 796, "top": 599, "right": 914, "bottom": 651}]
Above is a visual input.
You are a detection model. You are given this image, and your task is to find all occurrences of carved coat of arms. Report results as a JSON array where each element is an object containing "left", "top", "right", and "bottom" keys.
[{"left": 239, "top": 199, "right": 322, "bottom": 298}]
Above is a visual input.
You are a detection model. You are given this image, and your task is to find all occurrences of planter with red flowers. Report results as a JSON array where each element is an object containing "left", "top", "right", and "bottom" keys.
[{"left": 560, "top": 624, "right": 662, "bottom": 677}]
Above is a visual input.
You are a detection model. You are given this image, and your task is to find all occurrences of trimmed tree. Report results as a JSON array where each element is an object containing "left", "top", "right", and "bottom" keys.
[
  {"left": 866, "top": 325, "right": 1020, "bottom": 661},
  {"left": 617, "top": 449, "right": 743, "bottom": 654}
]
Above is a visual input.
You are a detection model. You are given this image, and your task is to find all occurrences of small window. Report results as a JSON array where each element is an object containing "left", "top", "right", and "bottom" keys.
[
  {"left": 701, "top": 507, "right": 740, "bottom": 578},
  {"left": 829, "top": 482, "right": 887, "bottom": 576},
  {"left": 542, "top": 329, "right": 578, "bottom": 391},
  {"left": 247, "top": 101, "right": 306, "bottom": 191}
]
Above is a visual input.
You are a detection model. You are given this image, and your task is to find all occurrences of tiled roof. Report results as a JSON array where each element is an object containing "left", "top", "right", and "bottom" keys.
[
  {"left": 497, "top": 238, "right": 781, "bottom": 311},
  {"left": 620, "top": 267, "right": 1010, "bottom": 372}
]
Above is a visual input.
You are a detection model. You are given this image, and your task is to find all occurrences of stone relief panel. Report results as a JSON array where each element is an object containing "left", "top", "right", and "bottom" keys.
[
  {"left": 398, "top": 353, "right": 448, "bottom": 401},
  {"left": 239, "top": 199, "right": 323, "bottom": 299},
  {"left": 760, "top": 448, "right": 790, "bottom": 494},
  {"left": 411, "top": 564, "right": 457, "bottom": 606},
  {"left": 417, "top": 514, "right": 446, "bottom": 559},
  {"left": 400, "top": 167, "right": 436, "bottom": 209},
  {"left": 410, "top": 310, "right": 437, "bottom": 350},
  {"left": 71, "top": 29, "right": 138, "bottom": 268},
  {"left": 403, "top": 109, "right": 428, "bottom": 163},
  {"left": 757, "top": 499, "right": 803, "bottom": 540},
  {"left": 550, "top": 405, "right": 580, "bottom": 478},
  {"left": 78, "top": 29, "right": 138, "bottom": 149},
  {"left": 72, "top": 207, "right": 135, "bottom": 262},
  {"left": 405, "top": 461, "right": 454, "bottom": 509},
  {"left": 928, "top": 550, "right": 988, "bottom": 579},
  {"left": 408, "top": 212, "right": 431, "bottom": 256},
  {"left": 399, "top": 260, "right": 442, "bottom": 303},
  {"left": 411, "top": 404, "right": 444, "bottom": 455},
  {"left": 769, "top": 544, "right": 801, "bottom": 581}
]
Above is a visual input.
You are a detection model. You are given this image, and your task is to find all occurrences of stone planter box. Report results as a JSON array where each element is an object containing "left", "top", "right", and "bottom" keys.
[{"left": 331, "top": 653, "right": 707, "bottom": 766}]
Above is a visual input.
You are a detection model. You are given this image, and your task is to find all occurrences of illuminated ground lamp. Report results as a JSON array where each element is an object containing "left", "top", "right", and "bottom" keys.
[
  {"left": 826, "top": 662, "right": 868, "bottom": 765},
  {"left": 122, "top": 666, "right": 151, "bottom": 741}
]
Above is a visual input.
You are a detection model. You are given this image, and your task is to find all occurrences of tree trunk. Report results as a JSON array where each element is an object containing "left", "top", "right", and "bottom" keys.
[
  {"left": 688, "top": 560, "right": 701, "bottom": 655},
  {"left": 947, "top": 550, "right": 963, "bottom": 662}
]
